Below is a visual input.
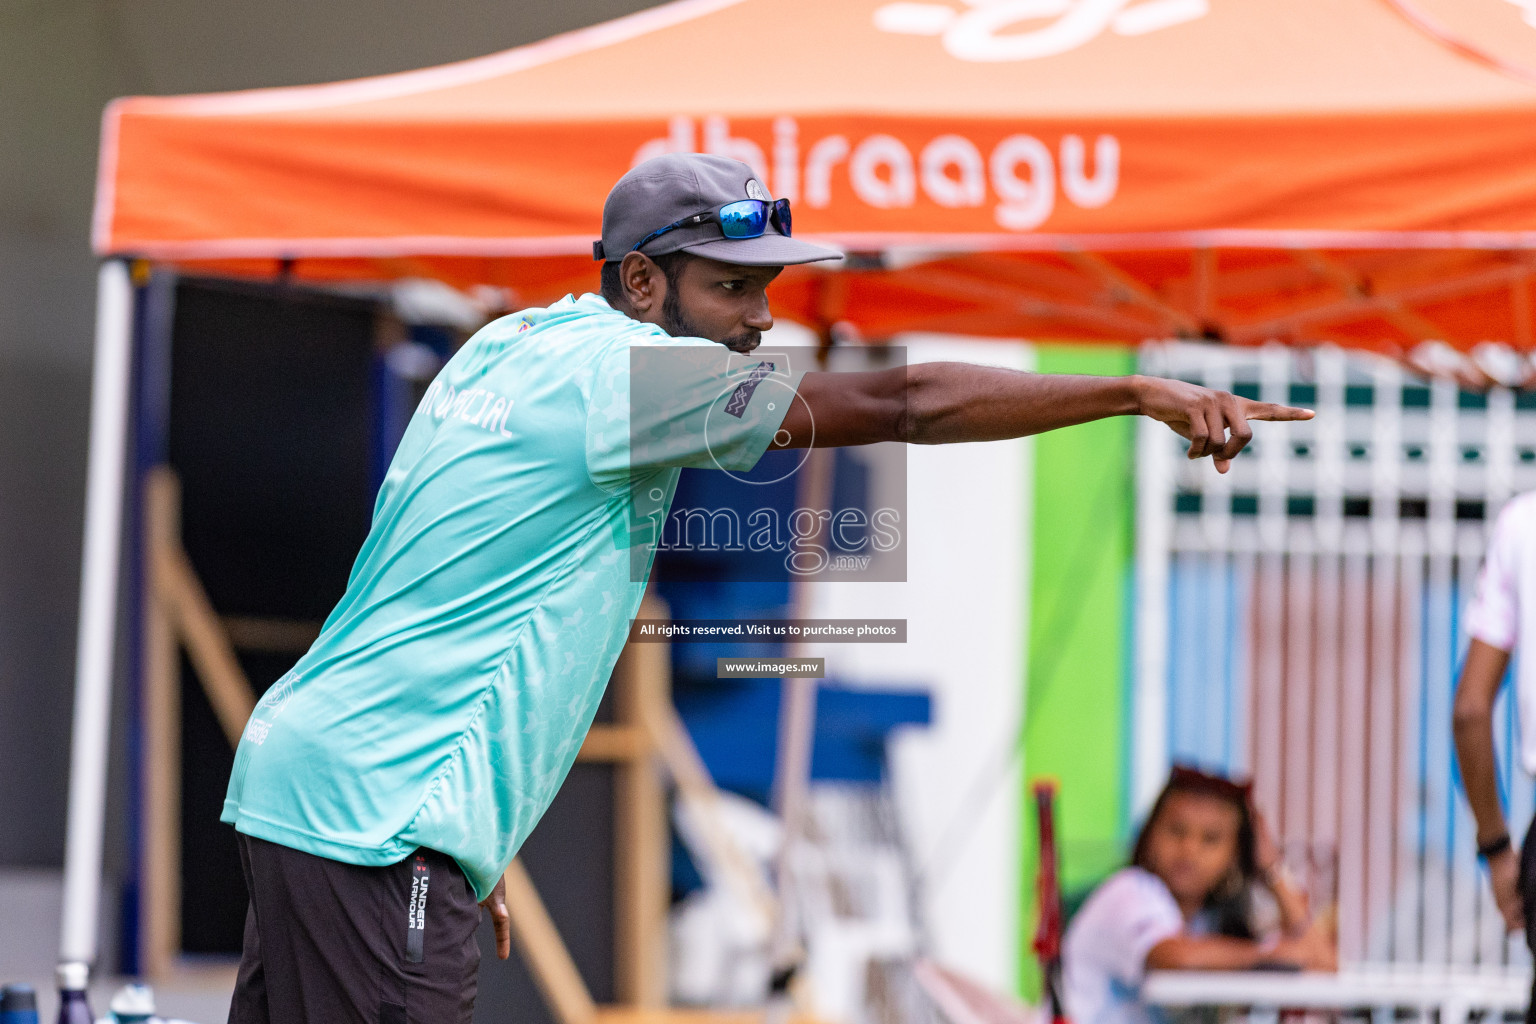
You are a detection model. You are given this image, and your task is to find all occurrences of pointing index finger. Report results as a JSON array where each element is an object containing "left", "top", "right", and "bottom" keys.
[{"left": 1242, "top": 401, "right": 1315, "bottom": 422}]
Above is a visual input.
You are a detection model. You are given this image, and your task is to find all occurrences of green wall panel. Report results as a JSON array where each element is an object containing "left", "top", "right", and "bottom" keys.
[{"left": 1018, "top": 345, "right": 1137, "bottom": 998}]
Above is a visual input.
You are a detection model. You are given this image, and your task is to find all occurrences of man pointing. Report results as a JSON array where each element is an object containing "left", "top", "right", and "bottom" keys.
[{"left": 222, "top": 152, "right": 1311, "bottom": 1024}]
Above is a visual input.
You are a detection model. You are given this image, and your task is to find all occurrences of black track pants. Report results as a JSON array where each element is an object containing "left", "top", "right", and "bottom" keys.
[{"left": 228, "top": 833, "right": 481, "bottom": 1024}]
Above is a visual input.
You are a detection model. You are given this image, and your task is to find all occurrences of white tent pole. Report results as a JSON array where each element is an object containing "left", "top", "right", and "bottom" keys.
[
  {"left": 1132, "top": 340, "right": 1173, "bottom": 819},
  {"left": 60, "top": 258, "right": 136, "bottom": 968}
]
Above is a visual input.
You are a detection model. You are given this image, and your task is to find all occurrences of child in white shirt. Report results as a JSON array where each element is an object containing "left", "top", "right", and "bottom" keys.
[{"left": 1062, "top": 765, "right": 1335, "bottom": 1024}]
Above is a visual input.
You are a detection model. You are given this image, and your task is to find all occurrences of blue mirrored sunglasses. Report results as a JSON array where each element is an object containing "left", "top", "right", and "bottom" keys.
[{"left": 631, "top": 198, "right": 792, "bottom": 253}]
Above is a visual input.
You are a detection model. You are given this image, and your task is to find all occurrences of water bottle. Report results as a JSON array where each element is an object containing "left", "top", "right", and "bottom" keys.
[
  {"left": 107, "top": 985, "right": 155, "bottom": 1024},
  {"left": 53, "top": 964, "right": 91, "bottom": 1024},
  {"left": 0, "top": 984, "right": 40, "bottom": 1024}
]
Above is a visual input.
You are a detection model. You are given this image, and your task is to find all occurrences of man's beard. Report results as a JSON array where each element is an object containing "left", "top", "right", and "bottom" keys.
[{"left": 660, "top": 288, "right": 760, "bottom": 353}]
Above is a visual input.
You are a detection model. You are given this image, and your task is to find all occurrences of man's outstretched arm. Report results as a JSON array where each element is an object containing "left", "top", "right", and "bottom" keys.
[{"left": 771, "top": 363, "right": 1313, "bottom": 472}]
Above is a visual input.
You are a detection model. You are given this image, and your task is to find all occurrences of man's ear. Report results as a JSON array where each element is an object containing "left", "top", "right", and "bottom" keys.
[{"left": 620, "top": 252, "right": 662, "bottom": 315}]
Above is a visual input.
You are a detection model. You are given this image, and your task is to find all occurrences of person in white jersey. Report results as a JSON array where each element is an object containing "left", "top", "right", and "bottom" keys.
[{"left": 1457, "top": 490, "right": 1536, "bottom": 1023}]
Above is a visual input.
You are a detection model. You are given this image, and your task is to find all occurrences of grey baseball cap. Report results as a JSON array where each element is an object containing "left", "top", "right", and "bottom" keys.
[{"left": 592, "top": 153, "right": 843, "bottom": 267}]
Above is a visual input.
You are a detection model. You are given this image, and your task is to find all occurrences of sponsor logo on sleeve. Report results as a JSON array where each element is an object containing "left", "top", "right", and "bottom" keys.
[{"left": 724, "top": 361, "right": 777, "bottom": 419}]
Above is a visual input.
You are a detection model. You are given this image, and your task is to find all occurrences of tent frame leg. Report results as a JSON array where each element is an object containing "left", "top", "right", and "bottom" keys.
[{"left": 60, "top": 258, "right": 136, "bottom": 970}]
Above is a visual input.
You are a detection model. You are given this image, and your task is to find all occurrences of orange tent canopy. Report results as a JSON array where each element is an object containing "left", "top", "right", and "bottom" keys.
[{"left": 94, "top": 0, "right": 1536, "bottom": 350}]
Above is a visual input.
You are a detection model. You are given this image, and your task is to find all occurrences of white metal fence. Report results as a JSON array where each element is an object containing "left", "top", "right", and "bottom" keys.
[{"left": 1135, "top": 341, "right": 1536, "bottom": 974}]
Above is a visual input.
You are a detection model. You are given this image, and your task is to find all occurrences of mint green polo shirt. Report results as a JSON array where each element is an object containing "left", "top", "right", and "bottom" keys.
[{"left": 222, "top": 293, "right": 804, "bottom": 899}]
